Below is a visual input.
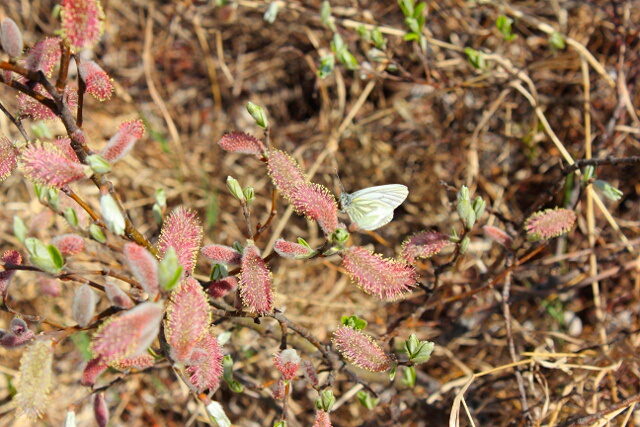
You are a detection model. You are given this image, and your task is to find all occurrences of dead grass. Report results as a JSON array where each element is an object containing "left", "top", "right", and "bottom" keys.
[{"left": 0, "top": 0, "right": 639, "bottom": 426}]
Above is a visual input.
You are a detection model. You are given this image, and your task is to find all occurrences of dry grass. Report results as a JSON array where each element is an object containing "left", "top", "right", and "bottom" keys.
[{"left": 0, "top": 0, "right": 639, "bottom": 426}]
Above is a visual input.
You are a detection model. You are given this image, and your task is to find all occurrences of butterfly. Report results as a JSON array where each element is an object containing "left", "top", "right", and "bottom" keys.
[{"left": 340, "top": 184, "right": 409, "bottom": 231}]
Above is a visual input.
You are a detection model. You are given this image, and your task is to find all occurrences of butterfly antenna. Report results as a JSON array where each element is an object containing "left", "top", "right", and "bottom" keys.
[{"left": 334, "top": 167, "right": 346, "bottom": 196}]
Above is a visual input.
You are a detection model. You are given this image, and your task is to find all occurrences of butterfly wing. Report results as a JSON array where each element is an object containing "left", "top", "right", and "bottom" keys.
[{"left": 344, "top": 184, "right": 408, "bottom": 230}]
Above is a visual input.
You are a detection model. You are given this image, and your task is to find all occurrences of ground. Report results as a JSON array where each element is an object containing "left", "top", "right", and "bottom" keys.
[{"left": 0, "top": 1, "right": 639, "bottom": 426}]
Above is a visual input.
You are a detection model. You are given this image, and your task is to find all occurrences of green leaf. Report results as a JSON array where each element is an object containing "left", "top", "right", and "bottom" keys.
[
  {"left": 398, "top": 0, "right": 414, "bottom": 17},
  {"left": 341, "top": 315, "right": 367, "bottom": 330},
  {"left": 401, "top": 366, "right": 417, "bottom": 387},
  {"left": 64, "top": 208, "right": 79, "bottom": 228},
  {"left": 25, "top": 237, "right": 62, "bottom": 274},
  {"left": 372, "top": 28, "right": 386, "bottom": 50},
  {"left": 263, "top": 2, "right": 279, "bottom": 24},
  {"left": 13, "top": 216, "right": 27, "bottom": 243},
  {"left": 338, "top": 49, "right": 358, "bottom": 70},
  {"left": 549, "top": 31, "right": 566, "bottom": 50},
  {"left": 357, "top": 24, "right": 371, "bottom": 42},
  {"left": 318, "top": 54, "right": 335, "bottom": 79},
  {"left": 210, "top": 263, "right": 228, "bottom": 281},
  {"left": 594, "top": 179, "right": 623, "bottom": 201},
  {"left": 47, "top": 244, "right": 64, "bottom": 270},
  {"left": 464, "top": 47, "right": 486, "bottom": 70},
  {"left": 158, "top": 247, "right": 183, "bottom": 291},
  {"left": 89, "top": 224, "right": 106, "bottom": 244},
  {"left": 357, "top": 390, "right": 379, "bottom": 410},
  {"left": 85, "top": 154, "right": 111, "bottom": 174},
  {"left": 71, "top": 331, "right": 93, "bottom": 360}
]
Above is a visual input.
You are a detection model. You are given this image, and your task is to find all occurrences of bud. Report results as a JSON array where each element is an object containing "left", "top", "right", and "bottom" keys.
[
  {"left": 1, "top": 18, "right": 23, "bottom": 58},
  {"left": 85, "top": 154, "right": 111, "bottom": 174},
  {"left": 89, "top": 223, "right": 107, "bottom": 243},
  {"left": 9, "top": 317, "right": 29, "bottom": 336},
  {"left": 315, "top": 389, "right": 335, "bottom": 412},
  {"left": 329, "top": 227, "right": 349, "bottom": 245},
  {"left": 264, "top": 2, "right": 279, "bottom": 23},
  {"left": 72, "top": 284, "right": 97, "bottom": 327},
  {"left": 403, "top": 334, "right": 435, "bottom": 364},
  {"left": 456, "top": 186, "right": 475, "bottom": 229},
  {"left": 459, "top": 236, "right": 470, "bottom": 254},
  {"left": 104, "top": 279, "right": 134, "bottom": 309},
  {"left": 152, "top": 203, "right": 163, "bottom": 225},
  {"left": 93, "top": 392, "right": 109, "bottom": 427},
  {"left": 472, "top": 196, "right": 486, "bottom": 221},
  {"left": 155, "top": 188, "right": 167, "bottom": 207},
  {"left": 64, "top": 410, "right": 76, "bottom": 427},
  {"left": 100, "top": 193, "right": 125, "bottom": 236},
  {"left": 226, "top": 176, "right": 244, "bottom": 201},
  {"left": 273, "top": 349, "right": 300, "bottom": 381},
  {"left": 582, "top": 165, "right": 595, "bottom": 182},
  {"left": 246, "top": 102, "right": 269, "bottom": 129},
  {"left": 243, "top": 186, "right": 255, "bottom": 205},
  {"left": 205, "top": 401, "right": 231, "bottom": 427}
]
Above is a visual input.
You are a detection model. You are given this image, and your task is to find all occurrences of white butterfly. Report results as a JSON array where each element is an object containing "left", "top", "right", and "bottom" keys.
[{"left": 340, "top": 184, "right": 409, "bottom": 231}]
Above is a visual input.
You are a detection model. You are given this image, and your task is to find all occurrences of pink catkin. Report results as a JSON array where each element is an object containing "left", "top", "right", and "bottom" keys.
[
  {"left": 0, "top": 250, "right": 22, "bottom": 298},
  {"left": 20, "top": 143, "right": 87, "bottom": 188},
  {"left": 483, "top": 225, "right": 513, "bottom": 249},
  {"left": 52, "top": 234, "right": 85, "bottom": 256},
  {"left": 101, "top": 119, "right": 144, "bottom": 162},
  {"left": 273, "top": 349, "right": 300, "bottom": 381},
  {"left": 51, "top": 136, "right": 79, "bottom": 162},
  {"left": 123, "top": 243, "right": 159, "bottom": 298},
  {"left": 206, "top": 276, "right": 238, "bottom": 299},
  {"left": 158, "top": 207, "right": 202, "bottom": 274},
  {"left": 400, "top": 230, "right": 454, "bottom": 261},
  {"left": 217, "top": 131, "right": 266, "bottom": 156},
  {"left": 313, "top": 410, "right": 333, "bottom": 427},
  {"left": 25, "top": 37, "right": 61, "bottom": 76},
  {"left": 185, "top": 333, "right": 224, "bottom": 393},
  {"left": 525, "top": 208, "right": 577, "bottom": 241},
  {"left": 332, "top": 326, "right": 391, "bottom": 372},
  {"left": 0, "top": 136, "right": 17, "bottom": 181},
  {"left": 201, "top": 244, "right": 242, "bottom": 266},
  {"left": 61, "top": 0, "right": 105, "bottom": 51},
  {"left": 289, "top": 183, "right": 339, "bottom": 236},
  {"left": 342, "top": 246, "right": 417, "bottom": 301},
  {"left": 79, "top": 60, "right": 114, "bottom": 101},
  {"left": 266, "top": 149, "right": 308, "bottom": 200},
  {"left": 273, "top": 239, "right": 314, "bottom": 259},
  {"left": 82, "top": 357, "right": 108, "bottom": 386},
  {"left": 90, "top": 302, "right": 163, "bottom": 365},
  {"left": 239, "top": 245, "right": 274, "bottom": 314},
  {"left": 164, "top": 276, "right": 211, "bottom": 363}
]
